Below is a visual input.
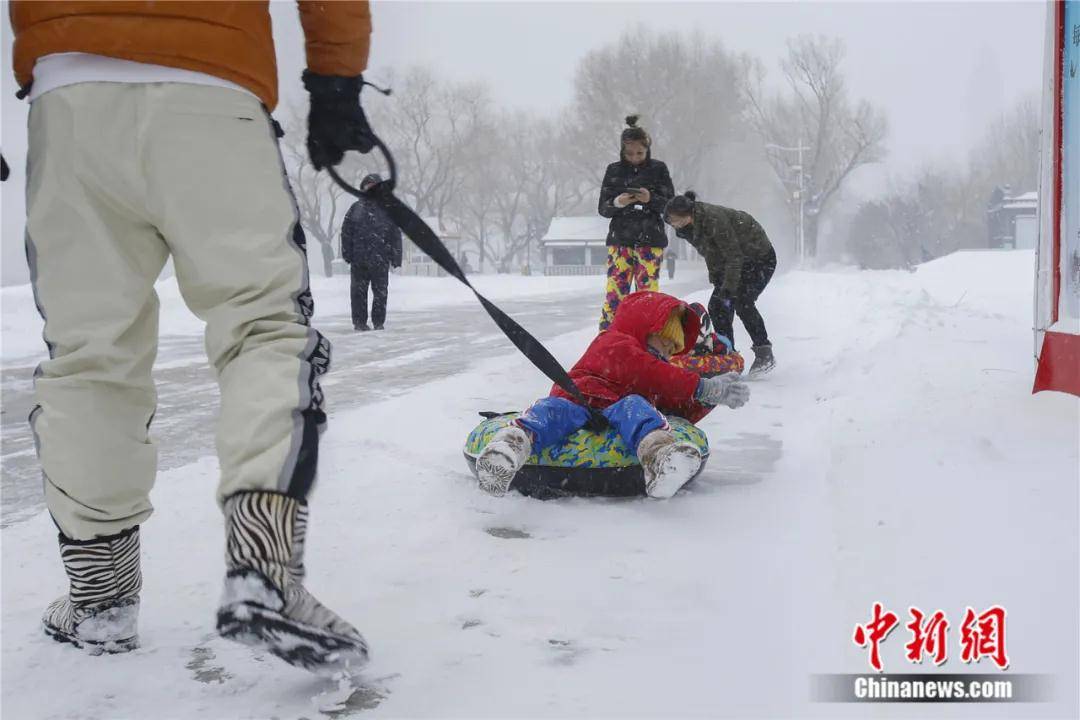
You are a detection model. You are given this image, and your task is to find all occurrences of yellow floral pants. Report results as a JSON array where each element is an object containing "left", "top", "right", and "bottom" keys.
[{"left": 599, "top": 246, "right": 663, "bottom": 330}]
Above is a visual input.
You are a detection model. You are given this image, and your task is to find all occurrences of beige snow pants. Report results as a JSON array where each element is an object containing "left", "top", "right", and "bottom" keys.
[{"left": 25, "top": 83, "right": 329, "bottom": 541}]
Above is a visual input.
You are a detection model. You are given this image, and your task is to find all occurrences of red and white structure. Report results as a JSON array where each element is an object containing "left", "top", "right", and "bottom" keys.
[{"left": 1034, "top": 0, "right": 1080, "bottom": 396}]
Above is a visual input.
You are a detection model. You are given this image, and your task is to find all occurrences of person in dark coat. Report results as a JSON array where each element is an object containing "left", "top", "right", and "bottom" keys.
[
  {"left": 596, "top": 115, "right": 675, "bottom": 330},
  {"left": 664, "top": 191, "right": 777, "bottom": 375},
  {"left": 666, "top": 248, "right": 677, "bottom": 279},
  {"left": 341, "top": 173, "right": 403, "bottom": 331}
]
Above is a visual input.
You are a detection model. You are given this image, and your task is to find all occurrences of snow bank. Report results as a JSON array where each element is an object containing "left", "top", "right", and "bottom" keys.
[{"left": 915, "top": 249, "right": 1035, "bottom": 315}]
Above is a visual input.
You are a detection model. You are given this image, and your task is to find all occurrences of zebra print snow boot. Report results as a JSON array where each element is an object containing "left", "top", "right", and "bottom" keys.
[
  {"left": 216, "top": 491, "right": 369, "bottom": 675},
  {"left": 42, "top": 527, "right": 142, "bottom": 654}
]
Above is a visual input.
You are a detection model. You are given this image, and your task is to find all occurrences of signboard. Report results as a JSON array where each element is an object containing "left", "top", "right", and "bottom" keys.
[
  {"left": 1062, "top": 0, "right": 1079, "bottom": 321},
  {"left": 1034, "top": 0, "right": 1080, "bottom": 395}
]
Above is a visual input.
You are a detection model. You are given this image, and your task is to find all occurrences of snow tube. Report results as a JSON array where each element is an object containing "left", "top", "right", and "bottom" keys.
[{"left": 463, "top": 412, "right": 710, "bottom": 499}]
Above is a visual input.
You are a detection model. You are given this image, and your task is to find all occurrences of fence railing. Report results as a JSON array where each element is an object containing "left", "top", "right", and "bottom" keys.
[
  {"left": 400, "top": 262, "right": 447, "bottom": 277},
  {"left": 543, "top": 265, "right": 606, "bottom": 277}
]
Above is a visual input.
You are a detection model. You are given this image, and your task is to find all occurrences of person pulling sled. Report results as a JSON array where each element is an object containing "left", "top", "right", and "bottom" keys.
[{"left": 11, "top": 0, "right": 377, "bottom": 675}]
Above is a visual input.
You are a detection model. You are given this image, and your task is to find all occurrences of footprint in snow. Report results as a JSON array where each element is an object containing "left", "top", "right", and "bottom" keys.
[
  {"left": 485, "top": 526, "right": 531, "bottom": 539},
  {"left": 313, "top": 675, "right": 392, "bottom": 717},
  {"left": 547, "top": 638, "right": 587, "bottom": 666},
  {"left": 186, "top": 645, "right": 233, "bottom": 685}
]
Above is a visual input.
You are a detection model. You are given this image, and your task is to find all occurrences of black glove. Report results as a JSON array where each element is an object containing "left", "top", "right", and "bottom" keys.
[
  {"left": 302, "top": 71, "right": 374, "bottom": 170},
  {"left": 1, "top": 154, "right": 9, "bottom": 182}
]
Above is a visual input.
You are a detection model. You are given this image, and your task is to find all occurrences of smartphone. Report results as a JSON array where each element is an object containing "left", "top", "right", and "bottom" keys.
[{"left": 624, "top": 187, "right": 644, "bottom": 196}]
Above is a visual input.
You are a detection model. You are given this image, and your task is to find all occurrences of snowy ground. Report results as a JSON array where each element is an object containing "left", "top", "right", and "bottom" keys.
[
  {"left": 2, "top": 252, "right": 1078, "bottom": 719},
  {"left": 0, "top": 271, "right": 625, "bottom": 365},
  {"left": 0, "top": 272, "right": 705, "bottom": 526}
]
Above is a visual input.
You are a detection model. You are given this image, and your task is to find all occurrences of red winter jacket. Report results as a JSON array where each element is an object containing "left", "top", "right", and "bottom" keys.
[{"left": 551, "top": 291, "right": 711, "bottom": 423}]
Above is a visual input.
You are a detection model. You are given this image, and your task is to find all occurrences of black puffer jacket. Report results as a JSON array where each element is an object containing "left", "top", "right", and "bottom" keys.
[
  {"left": 597, "top": 158, "right": 674, "bottom": 248},
  {"left": 341, "top": 194, "right": 404, "bottom": 269}
]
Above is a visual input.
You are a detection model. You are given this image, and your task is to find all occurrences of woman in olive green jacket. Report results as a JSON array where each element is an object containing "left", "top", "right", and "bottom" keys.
[{"left": 665, "top": 192, "right": 777, "bottom": 375}]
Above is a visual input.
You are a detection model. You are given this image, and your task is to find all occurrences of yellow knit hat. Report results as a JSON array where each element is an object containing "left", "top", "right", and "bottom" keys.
[{"left": 656, "top": 308, "right": 685, "bottom": 350}]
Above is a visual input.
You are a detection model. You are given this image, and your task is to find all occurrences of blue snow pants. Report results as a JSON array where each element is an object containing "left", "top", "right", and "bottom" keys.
[{"left": 515, "top": 395, "right": 667, "bottom": 454}]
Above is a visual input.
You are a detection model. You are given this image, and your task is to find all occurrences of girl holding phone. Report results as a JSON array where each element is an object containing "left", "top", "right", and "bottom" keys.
[{"left": 596, "top": 115, "right": 675, "bottom": 330}]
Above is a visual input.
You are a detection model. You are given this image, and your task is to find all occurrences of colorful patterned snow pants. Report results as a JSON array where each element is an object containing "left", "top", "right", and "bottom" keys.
[{"left": 599, "top": 246, "right": 663, "bottom": 330}]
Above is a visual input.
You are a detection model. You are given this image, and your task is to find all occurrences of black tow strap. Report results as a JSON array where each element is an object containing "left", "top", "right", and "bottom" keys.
[{"left": 326, "top": 139, "right": 608, "bottom": 432}]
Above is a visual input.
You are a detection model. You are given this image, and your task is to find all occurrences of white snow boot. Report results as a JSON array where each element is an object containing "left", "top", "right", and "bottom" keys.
[
  {"left": 637, "top": 429, "right": 703, "bottom": 499},
  {"left": 42, "top": 527, "right": 142, "bottom": 654},
  {"left": 748, "top": 344, "right": 776, "bottom": 376},
  {"left": 216, "top": 492, "right": 368, "bottom": 675},
  {"left": 476, "top": 425, "right": 533, "bottom": 497}
]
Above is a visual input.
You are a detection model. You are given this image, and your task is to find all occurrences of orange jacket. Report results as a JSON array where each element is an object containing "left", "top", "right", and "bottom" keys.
[{"left": 10, "top": 1, "right": 370, "bottom": 110}]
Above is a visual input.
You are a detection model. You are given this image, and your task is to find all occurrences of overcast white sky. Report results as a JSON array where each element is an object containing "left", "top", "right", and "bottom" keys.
[
  {"left": 358, "top": 1, "right": 1045, "bottom": 175},
  {"left": 2, "top": 1, "right": 1047, "bottom": 285}
]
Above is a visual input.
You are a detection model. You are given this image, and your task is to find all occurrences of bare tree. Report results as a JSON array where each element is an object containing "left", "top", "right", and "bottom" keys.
[
  {"left": 448, "top": 108, "right": 500, "bottom": 271},
  {"left": 344, "top": 66, "right": 499, "bottom": 270},
  {"left": 454, "top": 170, "right": 499, "bottom": 272},
  {"left": 847, "top": 93, "right": 1039, "bottom": 268},
  {"left": 281, "top": 105, "right": 343, "bottom": 277},
  {"left": 482, "top": 113, "right": 580, "bottom": 272},
  {"left": 743, "top": 35, "right": 888, "bottom": 258},
  {"left": 968, "top": 93, "right": 1040, "bottom": 195},
  {"left": 469, "top": 108, "right": 601, "bottom": 274},
  {"left": 487, "top": 111, "right": 531, "bottom": 271},
  {"left": 930, "top": 94, "right": 1041, "bottom": 250},
  {"left": 361, "top": 67, "right": 491, "bottom": 220},
  {"left": 566, "top": 29, "right": 751, "bottom": 199}
]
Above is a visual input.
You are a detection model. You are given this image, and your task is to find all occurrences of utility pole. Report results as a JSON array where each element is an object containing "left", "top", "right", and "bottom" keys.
[
  {"left": 796, "top": 139, "right": 805, "bottom": 262},
  {"left": 765, "top": 140, "right": 812, "bottom": 263}
]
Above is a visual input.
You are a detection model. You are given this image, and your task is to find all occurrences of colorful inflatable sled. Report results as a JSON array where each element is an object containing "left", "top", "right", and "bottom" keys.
[{"left": 463, "top": 412, "right": 710, "bottom": 499}]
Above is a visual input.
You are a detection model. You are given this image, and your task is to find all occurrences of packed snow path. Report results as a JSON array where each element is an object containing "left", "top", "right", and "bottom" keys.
[
  {"left": 1, "top": 253, "right": 1077, "bottom": 719},
  {"left": 1, "top": 274, "right": 706, "bottom": 525}
]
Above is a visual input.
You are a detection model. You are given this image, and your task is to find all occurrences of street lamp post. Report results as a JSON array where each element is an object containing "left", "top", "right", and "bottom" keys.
[{"left": 765, "top": 140, "right": 811, "bottom": 263}]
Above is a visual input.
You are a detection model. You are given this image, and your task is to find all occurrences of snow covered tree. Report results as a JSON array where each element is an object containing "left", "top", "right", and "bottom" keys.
[
  {"left": 488, "top": 112, "right": 592, "bottom": 273},
  {"left": 965, "top": 93, "right": 1041, "bottom": 216},
  {"left": 566, "top": 29, "right": 749, "bottom": 197},
  {"left": 742, "top": 35, "right": 888, "bottom": 259},
  {"left": 848, "top": 94, "right": 1040, "bottom": 264},
  {"left": 450, "top": 108, "right": 500, "bottom": 272},
  {"left": 361, "top": 67, "right": 491, "bottom": 221}
]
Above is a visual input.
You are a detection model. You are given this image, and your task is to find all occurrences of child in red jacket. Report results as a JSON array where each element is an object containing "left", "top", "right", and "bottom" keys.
[{"left": 477, "top": 291, "right": 750, "bottom": 499}]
